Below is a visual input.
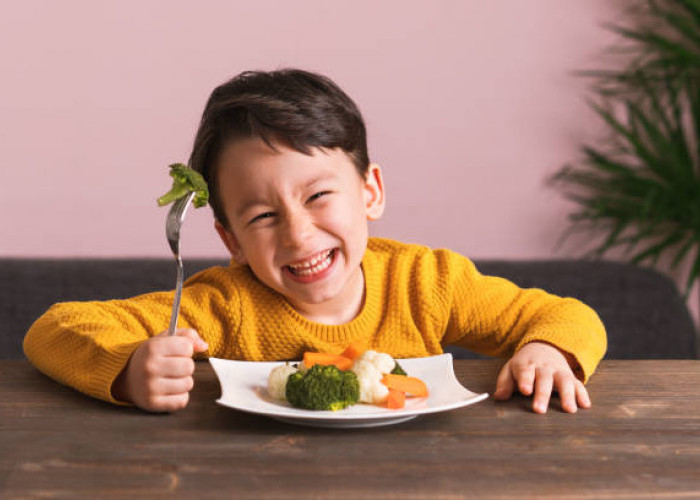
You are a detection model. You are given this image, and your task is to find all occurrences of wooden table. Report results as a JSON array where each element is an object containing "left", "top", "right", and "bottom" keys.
[{"left": 1, "top": 360, "right": 699, "bottom": 499}]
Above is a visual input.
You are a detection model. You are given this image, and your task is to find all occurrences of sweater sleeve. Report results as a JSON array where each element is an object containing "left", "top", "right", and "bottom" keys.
[
  {"left": 23, "top": 267, "right": 237, "bottom": 404},
  {"left": 439, "top": 251, "right": 607, "bottom": 382}
]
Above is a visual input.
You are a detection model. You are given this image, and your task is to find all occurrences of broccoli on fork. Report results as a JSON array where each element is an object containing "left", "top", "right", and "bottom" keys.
[
  {"left": 157, "top": 163, "right": 209, "bottom": 208},
  {"left": 285, "top": 364, "right": 360, "bottom": 411}
]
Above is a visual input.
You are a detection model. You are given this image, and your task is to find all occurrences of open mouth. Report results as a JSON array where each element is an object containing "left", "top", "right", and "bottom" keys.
[{"left": 286, "top": 249, "right": 336, "bottom": 277}]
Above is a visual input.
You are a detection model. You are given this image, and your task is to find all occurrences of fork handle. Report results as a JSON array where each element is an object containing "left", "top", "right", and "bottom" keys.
[{"left": 167, "top": 257, "right": 184, "bottom": 336}]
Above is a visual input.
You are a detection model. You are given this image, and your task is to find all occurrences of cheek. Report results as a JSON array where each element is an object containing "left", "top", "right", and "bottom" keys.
[
  {"left": 324, "top": 200, "right": 369, "bottom": 249},
  {"left": 238, "top": 232, "right": 275, "bottom": 265},
  {"left": 319, "top": 202, "right": 362, "bottom": 236}
]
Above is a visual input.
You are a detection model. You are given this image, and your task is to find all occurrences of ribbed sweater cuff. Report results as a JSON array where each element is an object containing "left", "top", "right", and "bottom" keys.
[{"left": 88, "top": 341, "right": 142, "bottom": 405}]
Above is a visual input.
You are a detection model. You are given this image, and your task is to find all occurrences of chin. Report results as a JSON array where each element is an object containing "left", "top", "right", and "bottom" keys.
[{"left": 291, "top": 288, "right": 340, "bottom": 306}]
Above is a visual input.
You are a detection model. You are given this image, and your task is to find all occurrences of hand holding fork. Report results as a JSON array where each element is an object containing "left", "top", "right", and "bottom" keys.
[{"left": 111, "top": 168, "right": 208, "bottom": 412}]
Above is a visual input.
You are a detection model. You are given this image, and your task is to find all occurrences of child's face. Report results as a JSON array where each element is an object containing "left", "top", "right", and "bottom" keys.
[{"left": 214, "top": 137, "right": 385, "bottom": 321}]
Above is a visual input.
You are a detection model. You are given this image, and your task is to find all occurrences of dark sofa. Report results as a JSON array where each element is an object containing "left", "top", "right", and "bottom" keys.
[{"left": 2, "top": 258, "right": 697, "bottom": 360}]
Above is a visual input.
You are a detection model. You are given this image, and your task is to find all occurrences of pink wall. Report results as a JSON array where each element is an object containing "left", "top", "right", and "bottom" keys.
[
  {"left": 2, "top": 0, "right": 622, "bottom": 260},
  {"left": 14, "top": 0, "right": 695, "bottom": 322}
]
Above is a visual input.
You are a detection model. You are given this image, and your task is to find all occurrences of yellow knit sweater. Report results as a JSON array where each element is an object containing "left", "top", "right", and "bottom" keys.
[{"left": 24, "top": 238, "right": 606, "bottom": 404}]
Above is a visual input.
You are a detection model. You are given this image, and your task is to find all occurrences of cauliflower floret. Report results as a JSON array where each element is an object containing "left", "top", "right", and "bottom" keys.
[
  {"left": 267, "top": 363, "right": 298, "bottom": 400},
  {"left": 351, "top": 350, "right": 398, "bottom": 404},
  {"left": 351, "top": 359, "right": 390, "bottom": 404},
  {"left": 359, "top": 350, "right": 395, "bottom": 374}
]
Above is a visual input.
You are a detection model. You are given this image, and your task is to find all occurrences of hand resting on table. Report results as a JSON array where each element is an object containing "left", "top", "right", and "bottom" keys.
[{"left": 493, "top": 341, "right": 591, "bottom": 414}]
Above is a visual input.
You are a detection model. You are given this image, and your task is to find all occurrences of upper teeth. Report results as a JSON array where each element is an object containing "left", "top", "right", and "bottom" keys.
[{"left": 288, "top": 250, "right": 333, "bottom": 274}]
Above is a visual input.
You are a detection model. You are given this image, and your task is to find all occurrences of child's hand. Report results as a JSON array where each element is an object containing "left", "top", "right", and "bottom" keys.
[
  {"left": 111, "top": 328, "right": 209, "bottom": 412},
  {"left": 493, "top": 341, "right": 591, "bottom": 414}
]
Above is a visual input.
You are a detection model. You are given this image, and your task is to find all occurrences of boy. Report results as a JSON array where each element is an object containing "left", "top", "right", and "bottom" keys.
[{"left": 24, "top": 69, "right": 606, "bottom": 414}]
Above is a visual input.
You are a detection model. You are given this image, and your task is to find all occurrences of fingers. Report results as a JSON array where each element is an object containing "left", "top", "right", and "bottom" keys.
[
  {"left": 147, "top": 374, "right": 195, "bottom": 396},
  {"left": 151, "top": 328, "right": 209, "bottom": 357},
  {"left": 497, "top": 360, "right": 591, "bottom": 414},
  {"left": 123, "top": 329, "right": 207, "bottom": 413},
  {"left": 575, "top": 380, "right": 591, "bottom": 409},
  {"left": 532, "top": 367, "right": 553, "bottom": 414},
  {"left": 534, "top": 373, "right": 590, "bottom": 414},
  {"left": 493, "top": 362, "right": 515, "bottom": 400},
  {"left": 516, "top": 363, "right": 536, "bottom": 397},
  {"left": 136, "top": 368, "right": 196, "bottom": 413},
  {"left": 145, "top": 356, "right": 195, "bottom": 378},
  {"left": 173, "top": 328, "right": 209, "bottom": 353},
  {"left": 147, "top": 393, "right": 191, "bottom": 413},
  {"left": 556, "top": 372, "right": 577, "bottom": 413},
  {"left": 134, "top": 368, "right": 194, "bottom": 413},
  {"left": 499, "top": 342, "right": 594, "bottom": 415}
]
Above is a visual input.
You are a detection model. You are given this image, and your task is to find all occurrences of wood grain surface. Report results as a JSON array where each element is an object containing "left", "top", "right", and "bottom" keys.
[{"left": 1, "top": 360, "right": 699, "bottom": 499}]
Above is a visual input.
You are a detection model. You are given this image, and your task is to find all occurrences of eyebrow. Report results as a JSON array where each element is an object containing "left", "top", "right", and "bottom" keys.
[
  {"left": 234, "top": 173, "right": 335, "bottom": 219},
  {"left": 235, "top": 200, "right": 262, "bottom": 219}
]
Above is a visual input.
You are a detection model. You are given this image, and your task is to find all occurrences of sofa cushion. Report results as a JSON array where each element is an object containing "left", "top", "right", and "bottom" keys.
[
  {"left": 1, "top": 258, "right": 223, "bottom": 360},
  {"left": 2, "top": 258, "right": 696, "bottom": 360},
  {"left": 454, "top": 260, "right": 698, "bottom": 360}
]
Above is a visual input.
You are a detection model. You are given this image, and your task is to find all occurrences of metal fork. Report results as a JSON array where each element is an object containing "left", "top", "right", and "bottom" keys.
[{"left": 165, "top": 191, "right": 196, "bottom": 336}]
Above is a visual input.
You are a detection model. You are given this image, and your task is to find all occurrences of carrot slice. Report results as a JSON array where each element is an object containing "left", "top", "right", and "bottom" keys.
[
  {"left": 303, "top": 352, "right": 353, "bottom": 371},
  {"left": 381, "top": 374, "right": 429, "bottom": 397},
  {"left": 340, "top": 339, "right": 367, "bottom": 360},
  {"left": 386, "top": 388, "right": 405, "bottom": 409}
]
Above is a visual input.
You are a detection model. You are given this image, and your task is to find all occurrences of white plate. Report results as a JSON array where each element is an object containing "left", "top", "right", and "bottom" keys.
[{"left": 209, "top": 354, "right": 488, "bottom": 428}]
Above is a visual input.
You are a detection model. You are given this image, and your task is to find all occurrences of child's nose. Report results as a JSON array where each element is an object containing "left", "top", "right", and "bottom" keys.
[{"left": 280, "top": 211, "right": 313, "bottom": 248}]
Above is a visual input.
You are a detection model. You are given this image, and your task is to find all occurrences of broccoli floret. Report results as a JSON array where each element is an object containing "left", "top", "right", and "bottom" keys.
[
  {"left": 391, "top": 361, "right": 407, "bottom": 375},
  {"left": 157, "top": 163, "right": 209, "bottom": 208},
  {"left": 285, "top": 364, "right": 360, "bottom": 411}
]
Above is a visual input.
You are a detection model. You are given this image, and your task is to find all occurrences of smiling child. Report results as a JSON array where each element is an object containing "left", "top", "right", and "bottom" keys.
[{"left": 24, "top": 69, "right": 606, "bottom": 414}]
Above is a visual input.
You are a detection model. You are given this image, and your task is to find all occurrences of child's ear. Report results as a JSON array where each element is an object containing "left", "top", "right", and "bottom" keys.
[
  {"left": 364, "top": 163, "right": 385, "bottom": 221},
  {"left": 215, "top": 221, "right": 248, "bottom": 265}
]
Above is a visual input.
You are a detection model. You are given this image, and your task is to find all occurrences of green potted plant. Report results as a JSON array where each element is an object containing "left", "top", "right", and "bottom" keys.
[{"left": 552, "top": 0, "right": 700, "bottom": 297}]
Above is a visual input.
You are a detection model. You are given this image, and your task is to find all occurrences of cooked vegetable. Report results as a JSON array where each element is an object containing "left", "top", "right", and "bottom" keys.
[
  {"left": 268, "top": 342, "right": 429, "bottom": 412},
  {"left": 285, "top": 364, "right": 360, "bottom": 411},
  {"left": 267, "top": 363, "right": 298, "bottom": 400},
  {"left": 386, "top": 388, "right": 406, "bottom": 409},
  {"left": 340, "top": 339, "right": 367, "bottom": 360},
  {"left": 350, "top": 349, "right": 409, "bottom": 404},
  {"left": 352, "top": 358, "right": 390, "bottom": 404},
  {"left": 381, "top": 374, "right": 429, "bottom": 397},
  {"left": 357, "top": 350, "right": 395, "bottom": 374},
  {"left": 303, "top": 352, "right": 353, "bottom": 371},
  {"left": 157, "top": 163, "right": 209, "bottom": 208},
  {"left": 391, "top": 361, "right": 407, "bottom": 376}
]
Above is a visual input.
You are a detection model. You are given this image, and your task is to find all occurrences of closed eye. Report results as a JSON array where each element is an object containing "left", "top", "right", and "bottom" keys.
[
  {"left": 307, "top": 191, "right": 331, "bottom": 203},
  {"left": 248, "top": 212, "right": 276, "bottom": 225}
]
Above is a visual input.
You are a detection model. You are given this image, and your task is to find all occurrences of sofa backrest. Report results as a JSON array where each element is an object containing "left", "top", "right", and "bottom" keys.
[
  {"left": 2, "top": 258, "right": 697, "bottom": 359},
  {"left": 472, "top": 260, "right": 698, "bottom": 360}
]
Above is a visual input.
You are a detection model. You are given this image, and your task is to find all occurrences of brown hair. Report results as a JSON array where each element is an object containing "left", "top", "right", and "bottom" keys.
[{"left": 188, "top": 68, "right": 370, "bottom": 227}]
